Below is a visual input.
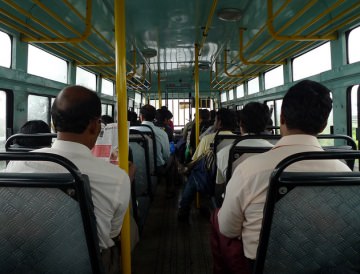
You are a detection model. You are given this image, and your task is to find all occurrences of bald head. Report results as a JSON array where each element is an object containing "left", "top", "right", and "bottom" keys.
[{"left": 52, "top": 85, "right": 101, "bottom": 134}]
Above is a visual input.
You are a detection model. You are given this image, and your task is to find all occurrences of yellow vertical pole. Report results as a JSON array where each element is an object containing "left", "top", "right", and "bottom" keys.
[
  {"left": 194, "top": 44, "right": 200, "bottom": 208},
  {"left": 158, "top": 71, "right": 162, "bottom": 108},
  {"left": 114, "top": 0, "right": 131, "bottom": 274}
]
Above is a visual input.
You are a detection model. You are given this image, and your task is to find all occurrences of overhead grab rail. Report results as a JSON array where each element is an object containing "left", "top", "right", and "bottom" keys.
[
  {"left": 22, "top": 0, "right": 93, "bottom": 43},
  {"left": 198, "top": 0, "right": 218, "bottom": 55},
  {"left": 210, "top": 61, "right": 247, "bottom": 90},
  {"left": 224, "top": 50, "right": 264, "bottom": 78},
  {"left": 267, "top": 0, "right": 337, "bottom": 41},
  {"left": 239, "top": 28, "right": 284, "bottom": 65}
]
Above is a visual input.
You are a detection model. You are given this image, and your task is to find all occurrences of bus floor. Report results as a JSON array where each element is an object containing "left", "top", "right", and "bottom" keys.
[{"left": 131, "top": 182, "right": 213, "bottom": 274}]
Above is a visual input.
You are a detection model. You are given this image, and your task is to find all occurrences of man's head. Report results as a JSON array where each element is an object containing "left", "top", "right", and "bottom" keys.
[
  {"left": 52, "top": 85, "right": 102, "bottom": 148},
  {"left": 16, "top": 120, "right": 52, "bottom": 147},
  {"left": 101, "top": 115, "right": 114, "bottom": 125},
  {"left": 281, "top": 80, "right": 332, "bottom": 135},
  {"left": 239, "top": 102, "right": 271, "bottom": 134},
  {"left": 199, "top": 109, "right": 210, "bottom": 122},
  {"left": 214, "top": 108, "right": 237, "bottom": 131},
  {"left": 140, "top": 104, "right": 156, "bottom": 122}
]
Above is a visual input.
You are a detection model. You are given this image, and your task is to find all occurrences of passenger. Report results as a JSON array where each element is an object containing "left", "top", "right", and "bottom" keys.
[
  {"left": 139, "top": 104, "right": 170, "bottom": 171},
  {"left": 5, "top": 85, "right": 131, "bottom": 273},
  {"left": 210, "top": 80, "right": 351, "bottom": 274},
  {"left": 199, "top": 109, "right": 216, "bottom": 140},
  {"left": 101, "top": 114, "right": 114, "bottom": 125},
  {"left": 182, "top": 115, "right": 194, "bottom": 141},
  {"left": 14, "top": 120, "right": 52, "bottom": 148},
  {"left": 155, "top": 107, "right": 174, "bottom": 142},
  {"left": 189, "top": 109, "right": 211, "bottom": 156},
  {"left": 191, "top": 108, "right": 237, "bottom": 161},
  {"left": 177, "top": 109, "right": 237, "bottom": 220},
  {"left": 216, "top": 102, "right": 274, "bottom": 185},
  {"left": 128, "top": 110, "right": 140, "bottom": 126}
]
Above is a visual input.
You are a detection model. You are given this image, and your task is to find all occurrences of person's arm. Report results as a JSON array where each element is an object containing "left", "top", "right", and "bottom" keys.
[
  {"left": 110, "top": 174, "right": 131, "bottom": 238},
  {"left": 217, "top": 167, "right": 247, "bottom": 238},
  {"left": 191, "top": 136, "right": 208, "bottom": 161}
]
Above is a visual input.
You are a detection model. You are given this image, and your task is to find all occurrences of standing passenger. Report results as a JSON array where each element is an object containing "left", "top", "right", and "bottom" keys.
[
  {"left": 211, "top": 80, "right": 351, "bottom": 274},
  {"left": 6, "top": 85, "right": 130, "bottom": 273}
]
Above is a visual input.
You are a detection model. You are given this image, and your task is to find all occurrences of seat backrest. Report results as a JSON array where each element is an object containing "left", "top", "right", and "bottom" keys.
[
  {"left": 0, "top": 152, "right": 103, "bottom": 274},
  {"left": 253, "top": 151, "right": 360, "bottom": 274},
  {"left": 5, "top": 133, "right": 57, "bottom": 152},
  {"left": 131, "top": 125, "right": 157, "bottom": 172}
]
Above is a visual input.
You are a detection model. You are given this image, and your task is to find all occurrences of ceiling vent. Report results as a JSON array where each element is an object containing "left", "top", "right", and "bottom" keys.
[{"left": 217, "top": 8, "right": 243, "bottom": 22}]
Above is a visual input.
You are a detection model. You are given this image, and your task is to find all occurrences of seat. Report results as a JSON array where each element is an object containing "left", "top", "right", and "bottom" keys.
[
  {"left": 0, "top": 152, "right": 103, "bottom": 274},
  {"left": 5, "top": 133, "right": 57, "bottom": 152},
  {"left": 253, "top": 151, "right": 360, "bottom": 274}
]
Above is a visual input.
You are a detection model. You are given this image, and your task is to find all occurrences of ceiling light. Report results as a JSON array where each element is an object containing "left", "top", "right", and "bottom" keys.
[
  {"left": 217, "top": 8, "right": 243, "bottom": 22},
  {"left": 141, "top": 48, "right": 157, "bottom": 58}
]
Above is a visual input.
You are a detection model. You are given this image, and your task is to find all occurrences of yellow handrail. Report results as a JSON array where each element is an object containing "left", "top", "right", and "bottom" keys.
[
  {"left": 199, "top": 0, "right": 218, "bottom": 55},
  {"left": 114, "top": 1, "right": 131, "bottom": 274},
  {"left": 23, "top": 0, "right": 93, "bottom": 43},
  {"left": 158, "top": 71, "right": 162, "bottom": 107},
  {"left": 224, "top": 50, "right": 262, "bottom": 78}
]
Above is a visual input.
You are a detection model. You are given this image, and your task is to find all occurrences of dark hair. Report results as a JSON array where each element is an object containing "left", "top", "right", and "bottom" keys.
[
  {"left": 140, "top": 104, "right": 156, "bottom": 121},
  {"left": 239, "top": 102, "right": 271, "bottom": 134},
  {"left": 216, "top": 108, "right": 237, "bottom": 130},
  {"left": 101, "top": 115, "right": 114, "bottom": 125},
  {"left": 282, "top": 80, "right": 332, "bottom": 135},
  {"left": 52, "top": 86, "right": 101, "bottom": 133},
  {"left": 199, "top": 109, "right": 210, "bottom": 121},
  {"left": 16, "top": 120, "right": 52, "bottom": 147}
]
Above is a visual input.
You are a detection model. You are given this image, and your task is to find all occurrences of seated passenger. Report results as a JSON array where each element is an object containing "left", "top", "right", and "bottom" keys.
[
  {"left": 210, "top": 80, "right": 351, "bottom": 274},
  {"left": 14, "top": 120, "right": 52, "bottom": 148},
  {"left": 139, "top": 104, "right": 170, "bottom": 171},
  {"left": 216, "top": 102, "right": 274, "bottom": 185},
  {"left": 189, "top": 109, "right": 211, "bottom": 157},
  {"left": 5, "top": 85, "right": 131, "bottom": 273},
  {"left": 155, "top": 107, "right": 174, "bottom": 142},
  {"left": 101, "top": 114, "right": 114, "bottom": 126},
  {"left": 191, "top": 108, "right": 237, "bottom": 161},
  {"left": 177, "top": 109, "right": 237, "bottom": 220}
]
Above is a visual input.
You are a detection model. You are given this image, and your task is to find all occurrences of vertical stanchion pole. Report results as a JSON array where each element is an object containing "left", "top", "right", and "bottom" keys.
[
  {"left": 194, "top": 44, "right": 201, "bottom": 208},
  {"left": 114, "top": 0, "right": 131, "bottom": 273}
]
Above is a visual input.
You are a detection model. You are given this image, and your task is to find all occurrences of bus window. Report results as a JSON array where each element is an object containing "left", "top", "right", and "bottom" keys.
[
  {"left": 265, "top": 65, "right": 284, "bottom": 90},
  {"left": 101, "top": 78, "right": 114, "bottom": 96},
  {"left": 0, "top": 31, "right": 11, "bottom": 68},
  {"left": 349, "top": 85, "right": 359, "bottom": 141},
  {"left": 28, "top": 94, "right": 50, "bottom": 123},
  {"left": 348, "top": 26, "right": 360, "bottom": 64},
  {"left": 275, "top": 99, "right": 282, "bottom": 133},
  {"left": 220, "top": 92, "right": 227, "bottom": 102},
  {"left": 248, "top": 77, "right": 259, "bottom": 95},
  {"left": 28, "top": 45, "right": 67, "bottom": 83},
  {"left": 293, "top": 42, "right": 331, "bottom": 81},
  {"left": 236, "top": 84, "right": 244, "bottom": 98},
  {"left": 0, "top": 90, "right": 6, "bottom": 153},
  {"left": 228, "top": 89, "right": 234, "bottom": 101},
  {"left": 76, "top": 67, "right": 97, "bottom": 91}
]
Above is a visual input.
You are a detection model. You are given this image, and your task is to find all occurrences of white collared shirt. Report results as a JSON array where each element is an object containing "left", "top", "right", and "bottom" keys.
[
  {"left": 140, "top": 121, "right": 170, "bottom": 167},
  {"left": 216, "top": 138, "right": 274, "bottom": 184},
  {"left": 218, "top": 135, "right": 351, "bottom": 259},
  {"left": 5, "top": 140, "right": 131, "bottom": 249}
]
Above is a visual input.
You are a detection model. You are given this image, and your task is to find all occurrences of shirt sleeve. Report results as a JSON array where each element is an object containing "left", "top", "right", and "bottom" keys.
[
  {"left": 162, "top": 133, "right": 170, "bottom": 162},
  {"left": 217, "top": 166, "right": 247, "bottom": 238},
  {"left": 110, "top": 173, "right": 131, "bottom": 238},
  {"left": 191, "top": 135, "right": 209, "bottom": 161}
]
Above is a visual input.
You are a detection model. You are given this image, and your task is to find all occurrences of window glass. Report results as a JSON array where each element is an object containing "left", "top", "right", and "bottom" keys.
[
  {"left": 228, "top": 89, "right": 234, "bottom": 101},
  {"left": 322, "top": 93, "right": 333, "bottom": 135},
  {"left": 220, "top": 92, "right": 227, "bottom": 102},
  {"left": 101, "top": 78, "right": 114, "bottom": 96},
  {"left": 135, "top": 92, "right": 142, "bottom": 103},
  {"left": 0, "top": 31, "right": 11, "bottom": 68},
  {"left": 236, "top": 85, "right": 244, "bottom": 98},
  {"left": 76, "top": 67, "right": 96, "bottom": 91},
  {"left": 248, "top": 77, "right": 260, "bottom": 94},
  {"left": 350, "top": 85, "right": 358, "bottom": 140},
  {"left": 28, "top": 94, "right": 49, "bottom": 123},
  {"left": 293, "top": 42, "right": 331, "bottom": 81},
  {"left": 266, "top": 101, "right": 275, "bottom": 127},
  {"left": 107, "top": 105, "right": 113, "bottom": 117},
  {"left": 0, "top": 91, "right": 6, "bottom": 153},
  {"left": 275, "top": 99, "right": 282, "bottom": 128},
  {"left": 265, "top": 65, "right": 284, "bottom": 90},
  {"left": 28, "top": 45, "right": 67, "bottom": 83},
  {"left": 348, "top": 26, "right": 360, "bottom": 64}
]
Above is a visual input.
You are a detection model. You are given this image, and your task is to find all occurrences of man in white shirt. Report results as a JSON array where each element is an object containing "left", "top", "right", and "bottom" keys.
[
  {"left": 216, "top": 102, "right": 274, "bottom": 186},
  {"left": 211, "top": 80, "right": 351, "bottom": 274},
  {"left": 5, "top": 85, "right": 131, "bottom": 274},
  {"left": 139, "top": 104, "right": 170, "bottom": 169}
]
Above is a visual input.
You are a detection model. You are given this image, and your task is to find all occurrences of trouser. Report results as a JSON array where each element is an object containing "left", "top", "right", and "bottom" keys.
[
  {"left": 101, "top": 245, "right": 121, "bottom": 274},
  {"left": 210, "top": 209, "right": 253, "bottom": 274}
]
